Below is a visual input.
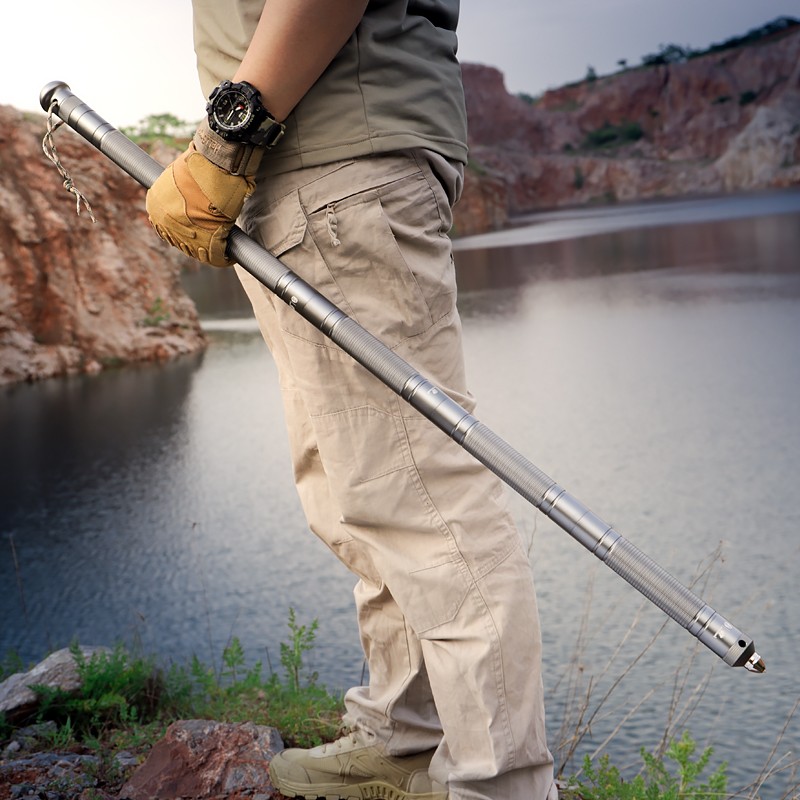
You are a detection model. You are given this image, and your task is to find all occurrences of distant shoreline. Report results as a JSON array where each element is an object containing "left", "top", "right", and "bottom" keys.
[{"left": 453, "top": 186, "right": 800, "bottom": 251}]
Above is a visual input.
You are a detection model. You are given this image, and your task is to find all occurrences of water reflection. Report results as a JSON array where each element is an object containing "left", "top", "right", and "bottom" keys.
[
  {"left": 455, "top": 203, "right": 800, "bottom": 300},
  {"left": 0, "top": 355, "right": 204, "bottom": 521},
  {"left": 180, "top": 192, "right": 800, "bottom": 321}
]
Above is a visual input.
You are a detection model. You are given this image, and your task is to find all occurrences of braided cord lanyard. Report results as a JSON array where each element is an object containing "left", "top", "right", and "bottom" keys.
[{"left": 42, "top": 99, "right": 97, "bottom": 223}]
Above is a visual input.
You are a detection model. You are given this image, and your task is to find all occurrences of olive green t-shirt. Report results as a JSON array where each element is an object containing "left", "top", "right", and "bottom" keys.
[{"left": 192, "top": 0, "right": 468, "bottom": 174}]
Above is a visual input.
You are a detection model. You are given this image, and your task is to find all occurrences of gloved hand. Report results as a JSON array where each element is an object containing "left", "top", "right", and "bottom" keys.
[{"left": 145, "top": 138, "right": 256, "bottom": 267}]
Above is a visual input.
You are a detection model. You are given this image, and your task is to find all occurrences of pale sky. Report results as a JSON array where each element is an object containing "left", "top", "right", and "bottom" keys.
[{"left": 5, "top": 1, "right": 798, "bottom": 128}]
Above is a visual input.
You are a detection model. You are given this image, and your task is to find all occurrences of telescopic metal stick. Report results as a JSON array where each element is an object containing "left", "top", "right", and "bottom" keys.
[{"left": 39, "top": 81, "right": 765, "bottom": 674}]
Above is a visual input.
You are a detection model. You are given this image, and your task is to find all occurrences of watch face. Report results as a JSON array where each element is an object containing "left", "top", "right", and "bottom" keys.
[{"left": 212, "top": 88, "right": 254, "bottom": 134}]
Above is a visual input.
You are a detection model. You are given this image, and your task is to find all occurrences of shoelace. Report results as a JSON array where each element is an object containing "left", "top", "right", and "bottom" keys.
[{"left": 319, "top": 729, "right": 369, "bottom": 755}]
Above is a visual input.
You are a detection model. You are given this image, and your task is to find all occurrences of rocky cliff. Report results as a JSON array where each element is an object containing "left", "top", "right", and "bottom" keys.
[
  {"left": 455, "top": 19, "right": 800, "bottom": 233},
  {"left": 2, "top": 20, "right": 799, "bottom": 385},
  {"left": 0, "top": 106, "right": 205, "bottom": 386}
]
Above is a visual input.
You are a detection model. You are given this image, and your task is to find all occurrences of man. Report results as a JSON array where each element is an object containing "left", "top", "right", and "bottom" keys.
[{"left": 146, "top": 2, "right": 557, "bottom": 798}]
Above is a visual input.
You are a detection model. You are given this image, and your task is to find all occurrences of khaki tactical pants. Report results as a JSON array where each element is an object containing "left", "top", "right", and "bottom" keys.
[{"left": 237, "top": 151, "right": 557, "bottom": 800}]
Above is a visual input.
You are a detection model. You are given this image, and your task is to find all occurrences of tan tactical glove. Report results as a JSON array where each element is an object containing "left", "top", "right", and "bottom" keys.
[{"left": 145, "top": 125, "right": 258, "bottom": 267}]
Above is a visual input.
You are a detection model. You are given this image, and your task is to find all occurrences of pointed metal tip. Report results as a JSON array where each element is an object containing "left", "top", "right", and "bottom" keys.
[{"left": 744, "top": 652, "right": 766, "bottom": 673}]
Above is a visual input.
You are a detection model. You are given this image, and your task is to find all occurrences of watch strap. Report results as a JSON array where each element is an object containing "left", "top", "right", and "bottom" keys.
[
  {"left": 249, "top": 116, "right": 286, "bottom": 148},
  {"left": 194, "top": 118, "right": 265, "bottom": 177}
]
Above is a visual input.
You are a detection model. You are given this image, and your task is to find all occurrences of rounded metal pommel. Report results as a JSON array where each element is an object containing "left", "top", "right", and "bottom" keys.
[{"left": 39, "top": 81, "right": 71, "bottom": 112}]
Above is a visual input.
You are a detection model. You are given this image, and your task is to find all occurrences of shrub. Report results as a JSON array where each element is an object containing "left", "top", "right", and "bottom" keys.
[
  {"left": 32, "top": 643, "right": 167, "bottom": 739},
  {"left": 583, "top": 121, "right": 644, "bottom": 149},
  {"left": 567, "top": 731, "right": 728, "bottom": 800},
  {"left": 739, "top": 90, "right": 758, "bottom": 106},
  {"left": 641, "top": 43, "right": 695, "bottom": 67},
  {"left": 18, "top": 610, "right": 344, "bottom": 751},
  {"left": 121, "top": 113, "right": 196, "bottom": 147}
]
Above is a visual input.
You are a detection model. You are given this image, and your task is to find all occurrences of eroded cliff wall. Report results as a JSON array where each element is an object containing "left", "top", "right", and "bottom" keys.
[
  {"left": 0, "top": 106, "right": 205, "bottom": 386},
  {"left": 455, "top": 23, "right": 800, "bottom": 233}
]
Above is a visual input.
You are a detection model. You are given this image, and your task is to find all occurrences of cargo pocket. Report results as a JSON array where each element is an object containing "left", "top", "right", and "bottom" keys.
[
  {"left": 242, "top": 188, "right": 307, "bottom": 261},
  {"left": 397, "top": 556, "right": 471, "bottom": 636},
  {"left": 239, "top": 188, "right": 358, "bottom": 349},
  {"left": 303, "top": 171, "right": 455, "bottom": 350}
]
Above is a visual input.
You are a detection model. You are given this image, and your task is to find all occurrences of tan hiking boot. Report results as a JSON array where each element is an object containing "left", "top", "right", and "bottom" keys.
[{"left": 268, "top": 728, "right": 446, "bottom": 799}]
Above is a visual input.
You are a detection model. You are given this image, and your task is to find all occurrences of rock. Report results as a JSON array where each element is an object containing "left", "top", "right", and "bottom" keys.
[
  {"left": 716, "top": 92, "right": 800, "bottom": 189},
  {"left": 455, "top": 164, "right": 510, "bottom": 235},
  {"left": 0, "top": 646, "right": 108, "bottom": 724},
  {"left": 453, "top": 23, "right": 800, "bottom": 236},
  {"left": 119, "top": 719, "right": 284, "bottom": 800},
  {"left": 0, "top": 652, "right": 286, "bottom": 798},
  {"left": 0, "top": 105, "right": 206, "bottom": 386},
  {"left": 3, "top": 722, "right": 57, "bottom": 757},
  {"left": 0, "top": 751, "right": 99, "bottom": 800},
  {"left": 0, "top": 719, "right": 284, "bottom": 800},
  {"left": 460, "top": 64, "right": 543, "bottom": 150}
]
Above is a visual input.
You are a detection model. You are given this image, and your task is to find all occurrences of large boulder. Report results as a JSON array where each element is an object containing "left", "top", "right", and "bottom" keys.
[
  {"left": 0, "top": 646, "right": 108, "bottom": 723},
  {"left": 120, "top": 719, "right": 284, "bottom": 800}
]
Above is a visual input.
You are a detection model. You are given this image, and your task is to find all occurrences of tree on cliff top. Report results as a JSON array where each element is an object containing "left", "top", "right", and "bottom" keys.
[{"left": 121, "top": 113, "right": 197, "bottom": 146}]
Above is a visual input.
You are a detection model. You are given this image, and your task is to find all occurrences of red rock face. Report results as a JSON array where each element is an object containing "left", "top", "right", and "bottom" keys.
[
  {"left": 455, "top": 26, "right": 800, "bottom": 234},
  {"left": 0, "top": 106, "right": 206, "bottom": 385},
  {"left": 119, "top": 719, "right": 284, "bottom": 800}
]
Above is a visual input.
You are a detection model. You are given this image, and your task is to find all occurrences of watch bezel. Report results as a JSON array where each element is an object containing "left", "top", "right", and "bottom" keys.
[
  {"left": 211, "top": 87, "right": 258, "bottom": 136},
  {"left": 207, "top": 80, "right": 269, "bottom": 143}
]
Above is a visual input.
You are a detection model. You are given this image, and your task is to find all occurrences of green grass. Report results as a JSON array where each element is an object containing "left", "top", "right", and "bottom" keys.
[
  {"left": 5, "top": 631, "right": 733, "bottom": 800},
  {"left": 1, "top": 607, "right": 790, "bottom": 799},
  {"left": 2, "top": 609, "right": 343, "bottom": 765}
]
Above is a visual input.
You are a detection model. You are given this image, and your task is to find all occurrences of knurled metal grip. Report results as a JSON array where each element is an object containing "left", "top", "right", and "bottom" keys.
[{"left": 539, "top": 487, "right": 759, "bottom": 668}]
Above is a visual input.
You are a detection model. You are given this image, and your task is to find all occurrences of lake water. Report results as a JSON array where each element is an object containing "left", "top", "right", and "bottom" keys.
[{"left": 2, "top": 190, "right": 799, "bottom": 795}]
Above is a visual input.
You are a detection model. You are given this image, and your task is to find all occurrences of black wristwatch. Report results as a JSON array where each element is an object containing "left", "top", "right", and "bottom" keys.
[{"left": 206, "top": 80, "right": 285, "bottom": 148}]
